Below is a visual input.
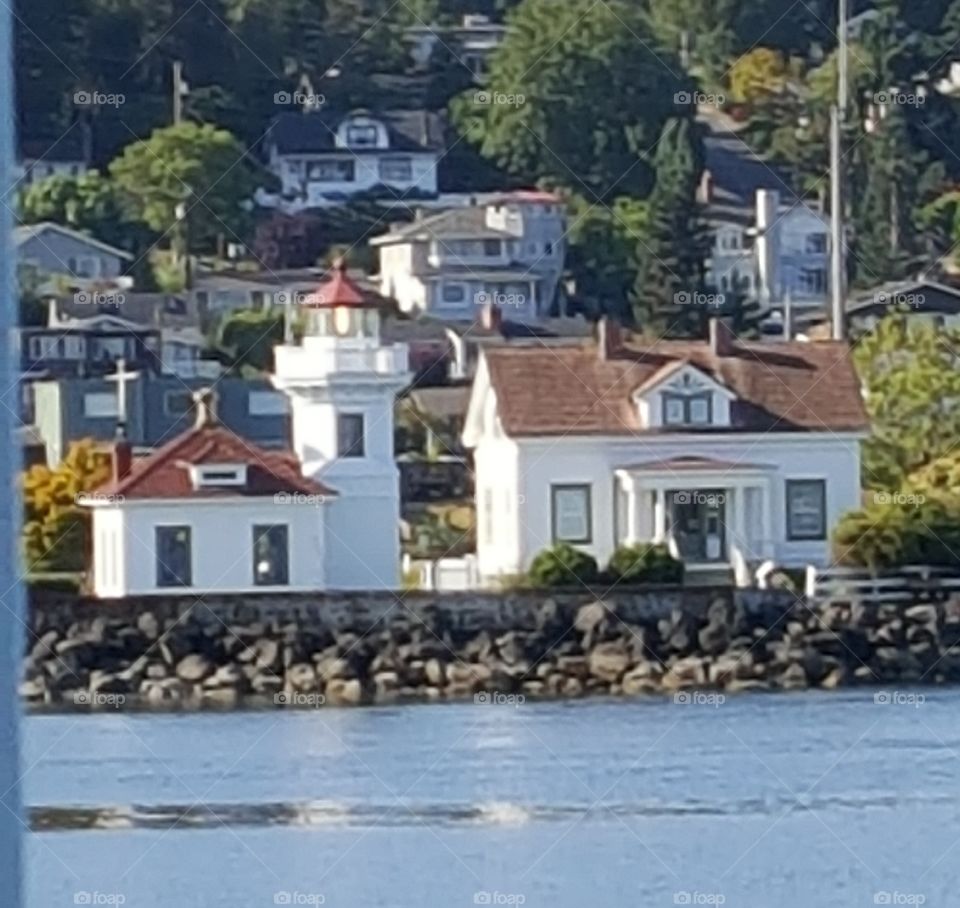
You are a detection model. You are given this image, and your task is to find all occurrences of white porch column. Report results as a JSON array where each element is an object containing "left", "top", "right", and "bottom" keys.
[
  {"left": 653, "top": 487, "right": 667, "bottom": 542},
  {"left": 730, "top": 485, "right": 748, "bottom": 558},
  {"left": 760, "top": 479, "right": 775, "bottom": 558},
  {"left": 626, "top": 478, "right": 641, "bottom": 545}
]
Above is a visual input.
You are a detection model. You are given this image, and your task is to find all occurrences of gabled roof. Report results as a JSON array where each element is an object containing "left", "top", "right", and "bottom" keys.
[
  {"left": 267, "top": 110, "right": 445, "bottom": 156},
  {"left": 371, "top": 205, "right": 511, "bottom": 245},
  {"left": 91, "top": 425, "right": 335, "bottom": 501},
  {"left": 478, "top": 336, "right": 869, "bottom": 438},
  {"left": 616, "top": 455, "right": 776, "bottom": 472},
  {"left": 14, "top": 222, "right": 133, "bottom": 260},
  {"left": 847, "top": 280, "right": 960, "bottom": 315}
]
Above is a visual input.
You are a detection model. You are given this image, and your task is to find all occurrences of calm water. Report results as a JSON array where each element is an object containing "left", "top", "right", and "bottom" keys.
[{"left": 22, "top": 691, "right": 960, "bottom": 907}]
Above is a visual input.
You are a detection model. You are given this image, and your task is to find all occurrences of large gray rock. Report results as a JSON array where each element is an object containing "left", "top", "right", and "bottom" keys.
[
  {"left": 287, "top": 663, "right": 318, "bottom": 692},
  {"left": 588, "top": 643, "right": 630, "bottom": 683},
  {"left": 175, "top": 654, "right": 213, "bottom": 683},
  {"left": 326, "top": 678, "right": 363, "bottom": 705}
]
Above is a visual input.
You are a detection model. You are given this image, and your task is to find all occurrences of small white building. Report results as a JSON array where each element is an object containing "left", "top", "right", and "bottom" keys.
[
  {"left": 404, "top": 14, "right": 508, "bottom": 79},
  {"left": 82, "top": 392, "right": 337, "bottom": 598},
  {"left": 84, "top": 263, "right": 412, "bottom": 596},
  {"left": 463, "top": 319, "right": 868, "bottom": 585},
  {"left": 261, "top": 110, "right": 444, "bottom": 211},
  {"left": 371, "top": 191, "right": 566, "bottom": 323}
]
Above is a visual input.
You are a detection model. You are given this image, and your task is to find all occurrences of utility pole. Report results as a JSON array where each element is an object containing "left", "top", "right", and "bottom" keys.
[
  {"left": 172, "top": 60, "right": 184, "bottom": 125},
  {"left": 0, "top": 0, "right": 26, "bottom": 902},
  {"left": 830, "top": 0, "right": 849, "bottom": 340}
]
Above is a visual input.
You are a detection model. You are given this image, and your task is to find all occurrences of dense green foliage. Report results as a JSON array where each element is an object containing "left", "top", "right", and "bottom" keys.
[
  {"left": 528, "top": 543, "right": 599, "bottom": 588},
  {"left": 606, "top": 544, "right": 684, "bottom": 584},
  {"left": 854, "top": 316, "right": 960, "bottom": 490}
]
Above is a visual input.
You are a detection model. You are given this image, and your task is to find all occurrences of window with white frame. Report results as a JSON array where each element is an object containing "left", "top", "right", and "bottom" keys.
[
  {"left": 156, "top": 526, "right": 192, "bottom": 587},
  {"left": 252, "top": 525, "right": 290, "bottom": 586},
  {"left": 786, "top": 479, "right": 826, "bottom": 540},
  {"left": 83, "top": 391, "right": 119, "bottom": 418},
  {"left": 551, "top": 484, "right": 592, "bottom": 544},
  {"left": 441, "top": 283, "right": 467, "bottom": 304},
  {"left": 662, "top": 392, "right": 712, "bottom": 427},
  {"left": 379, "top": 157, "right": 413, "bottom": 182},
  {"left": 307, "top": 159, "right": 355, "bottom": 182}
]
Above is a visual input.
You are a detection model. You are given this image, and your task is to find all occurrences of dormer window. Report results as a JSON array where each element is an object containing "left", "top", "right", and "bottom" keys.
[
  {"left": 346, "top": 124, "right": 378, "bottom": 148},
  {"left": 663, "top": 392, "right": 712, "bottom": 427},
  {"left": 190, "top": 464, "right": 248, "bottom": 488}
]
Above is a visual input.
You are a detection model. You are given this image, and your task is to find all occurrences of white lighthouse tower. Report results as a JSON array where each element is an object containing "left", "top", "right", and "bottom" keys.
[{"left": 272, "top": 260, "right": 411, "bottom": 589}]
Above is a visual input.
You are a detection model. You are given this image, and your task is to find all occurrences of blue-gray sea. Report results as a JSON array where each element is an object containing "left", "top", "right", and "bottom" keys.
[{"left": 23, "top": 691, "right": 960, "bottom": 907}]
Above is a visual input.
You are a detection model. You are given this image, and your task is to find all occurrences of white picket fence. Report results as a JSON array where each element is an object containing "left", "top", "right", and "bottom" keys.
[
  {"left": 806, "top": 565, "right": 960, "bottom": 605},
  {"left": 405, "top": 554, "right": 481, "bottom": 591}
]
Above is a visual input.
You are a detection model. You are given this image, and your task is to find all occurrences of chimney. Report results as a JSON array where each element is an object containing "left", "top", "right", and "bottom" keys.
[
  {"left": 697, "top": 169, "right": 714, "bottom": 204},
  {"left": 192, "top": 387, "right": 219, "bottom": 429},
  {"left": 113, "top": 424, "right": 132, "bottom": 482},
  {"left": 709, "top": 318, "right": 736, "bottom": 357},
  {"left": 597, "top": 316, "right": 623, "bottom": 361},
  {"left": 480, "top": 301, "right": 502, "bottom": 332}
]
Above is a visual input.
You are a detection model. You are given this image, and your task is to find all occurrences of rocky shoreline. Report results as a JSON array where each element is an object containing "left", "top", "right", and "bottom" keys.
[{"left": 19, "top": 588, "right": 960, "bottom": 710}]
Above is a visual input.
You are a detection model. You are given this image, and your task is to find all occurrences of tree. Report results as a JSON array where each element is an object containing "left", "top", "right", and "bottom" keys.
[
  {"left": 451, "top": 0, "right": 691, "bottom": 201},
  {"left": 854, "top": 315, "right": 960, "bottom": 490},
  {"left": 22, "top": 439, "right": 112, "bottom": 573},
  {"left": 631, "top": 119, "right": 713, "bottom": 337},
  {"left": 214, "top": 308, "right": 286, "bottom": 374},
  {"left": 109, "top": 122, "right": 265, "bottom": 253},
  {"left": 566, "top": 195, "right": 649, "bottom": 320},
  {"left": 729, "top": 48, "right": 790, "bottom": 104}
]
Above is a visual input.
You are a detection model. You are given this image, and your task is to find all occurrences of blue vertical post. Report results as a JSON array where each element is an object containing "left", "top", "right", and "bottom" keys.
[{"left": 0, "top": 1, "right": 25, "bottom": 904}]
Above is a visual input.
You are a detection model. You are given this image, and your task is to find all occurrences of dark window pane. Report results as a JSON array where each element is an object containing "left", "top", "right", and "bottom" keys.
[
  {"left": 156, "top": 526, "right": 192, "bottom": 587},
  {"left": 786, "top": 480, "right": 826, "bottom": 540},
  {"left": 338, "top": 413, "right": 365, "bottom": 457},
  {"left": 253, "top": 525, "right": 289, "bottom": 586}
]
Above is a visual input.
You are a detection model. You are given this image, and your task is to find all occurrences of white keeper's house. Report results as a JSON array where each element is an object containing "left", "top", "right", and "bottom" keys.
[
  {"left": 463, "top": 319, "right": 869, "bottom": 585},
  {"left": 82, "top": 262, "right": 411, "bottom": 596}
]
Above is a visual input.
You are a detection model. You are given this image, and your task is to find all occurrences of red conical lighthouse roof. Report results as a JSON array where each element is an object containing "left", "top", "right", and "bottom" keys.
[{"left": 304, "top": 257, "right": 369, "bottom": 308}]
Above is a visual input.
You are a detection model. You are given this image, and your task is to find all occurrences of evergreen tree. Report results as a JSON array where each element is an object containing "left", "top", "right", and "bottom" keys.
[{"left": 631, "top": 119, "right": 713, "bottom": 338}]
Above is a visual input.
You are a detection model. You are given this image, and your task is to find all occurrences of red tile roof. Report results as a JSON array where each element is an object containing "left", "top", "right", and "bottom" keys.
[
  {"left": 92, "top": 425, "right": 336, "bottom": 501},
  {"left": 301, "top": 258, "right": 369, "bottom": 308},
  {"left": 482, "top": 337, "right": 869, "bottom": 437}
]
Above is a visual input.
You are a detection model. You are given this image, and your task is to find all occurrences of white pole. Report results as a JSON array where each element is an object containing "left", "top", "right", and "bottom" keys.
[
  {"left": 830, "top": 0, "right": 849, "bottom": 341},
  {"left": 0, "top": 0, "right": 26, "bottom": 900}
]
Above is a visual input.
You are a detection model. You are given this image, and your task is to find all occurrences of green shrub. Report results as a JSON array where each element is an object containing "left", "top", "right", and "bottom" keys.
[
  {"left": 833, "top": 495, "right": 960, "bottom": 568},
  {"left": 606, "top": 544, "right": 684, "bottom": 584},
  {"left": 528, "top": 543, "right": 599, "bottom": 587}
]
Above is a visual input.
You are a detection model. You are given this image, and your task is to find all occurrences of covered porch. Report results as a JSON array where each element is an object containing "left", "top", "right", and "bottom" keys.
[{"left": 614, "top": 456, "right": 778, "bottom": 585}]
